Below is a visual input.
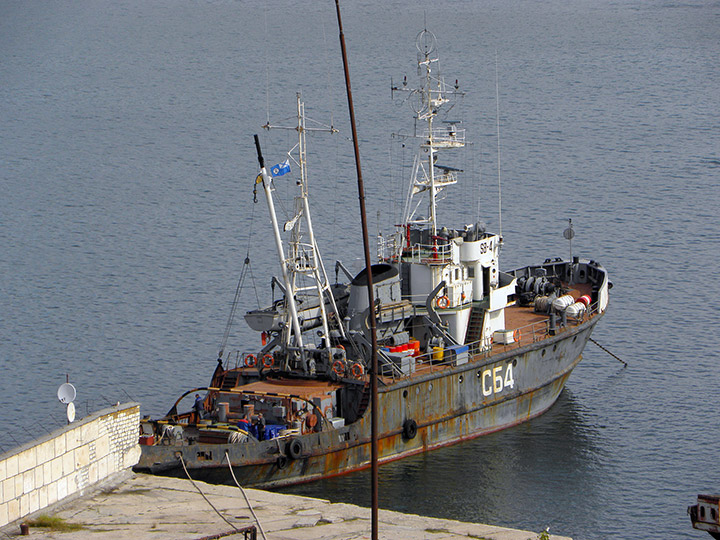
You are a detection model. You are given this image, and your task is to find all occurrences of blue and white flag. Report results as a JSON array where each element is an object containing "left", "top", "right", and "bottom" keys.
[{"left": 270, "top": 159, "right": 291, "bottom": 177}]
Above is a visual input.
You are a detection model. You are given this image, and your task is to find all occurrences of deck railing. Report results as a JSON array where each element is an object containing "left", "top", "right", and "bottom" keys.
[
  {"left": 422, "top": 126, "right": 466, "bottom": 147},
  {"left": 223, "top": 299, "right": 601, "bottom": 384},
  {"left": 405, "top": 241, "right": 453, "bottom": 264},
  {"left": 379, "top": 300, "right": 601, "bottom": 382}
]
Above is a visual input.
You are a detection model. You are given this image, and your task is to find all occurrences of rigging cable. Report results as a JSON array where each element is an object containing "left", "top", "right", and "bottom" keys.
[
  {"left": 495, "top": 49, "right": 503, "bottom": 238},
  {"left": 263, "top": 8, "right": 270, "bottom": 127},
  {"left": 476, "top": 143, "right": 483, "bottom": 228},
  {"left": 321, "top": 17, "right": 335, "bottom": 132},
  {"left": 321, "top": 15, "right": 341, "bottom": 258},
  {"left": 218, "top": 182, "right": 259, "bottom": 359},
  {"left": 218, "top": 254, "right": 249, "bottom": 359}
]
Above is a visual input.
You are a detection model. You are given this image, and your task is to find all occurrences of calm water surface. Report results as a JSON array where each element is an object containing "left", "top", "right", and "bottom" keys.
[{"left": 2, "top": 2, "right": 719, "bottom": 539}]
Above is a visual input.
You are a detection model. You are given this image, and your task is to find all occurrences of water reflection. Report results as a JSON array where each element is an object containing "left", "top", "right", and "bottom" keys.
[{"left": 276, "top": 388, "right": 606, "bottom": 536}]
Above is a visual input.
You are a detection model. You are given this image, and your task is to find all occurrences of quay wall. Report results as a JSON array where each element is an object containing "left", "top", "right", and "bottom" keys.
[{"left": 0, "top": 403, "right": 140, "bottom": 528}]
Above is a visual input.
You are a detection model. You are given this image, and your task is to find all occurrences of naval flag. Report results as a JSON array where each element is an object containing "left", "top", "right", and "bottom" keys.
[{"left": 270, "top": 159, "right": 291, "bottom": 177}]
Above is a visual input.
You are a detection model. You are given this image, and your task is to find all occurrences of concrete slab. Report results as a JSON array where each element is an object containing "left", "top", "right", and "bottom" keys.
[{"left": 1, "top": 473, "right": 570, "bottom": 540}]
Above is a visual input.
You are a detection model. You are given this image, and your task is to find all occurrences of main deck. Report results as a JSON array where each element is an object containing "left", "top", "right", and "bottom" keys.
[{"left": 219, "top": 281, "right": 596, "bottom": 395}]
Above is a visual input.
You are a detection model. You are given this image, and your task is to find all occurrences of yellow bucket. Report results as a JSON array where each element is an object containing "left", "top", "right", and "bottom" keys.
[{"left": 432, "top": 346, "right": 444, "bottom": 362}]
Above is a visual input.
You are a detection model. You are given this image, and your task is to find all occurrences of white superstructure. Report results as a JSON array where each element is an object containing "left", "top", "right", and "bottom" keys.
[{"left": 380, "top": 30, "right": 516, "bottom": 348}]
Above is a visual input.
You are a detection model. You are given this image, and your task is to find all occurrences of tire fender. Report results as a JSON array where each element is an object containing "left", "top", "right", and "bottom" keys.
[{"left": 402, "top": 419, "right": 418, "bottom": 440}]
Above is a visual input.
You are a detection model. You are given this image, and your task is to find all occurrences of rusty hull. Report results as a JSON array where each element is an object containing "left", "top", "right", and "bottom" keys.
[{"left": 137, "top": 313, "right": 601, "bottom": 488}]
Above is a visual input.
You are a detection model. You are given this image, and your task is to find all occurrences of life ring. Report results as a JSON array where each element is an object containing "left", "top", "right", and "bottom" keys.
[
  {"left": 436, "top": 295, "right": 450, "bottom": 309},
  {"left": 332, "top": 359, "right": 345, "bottom": 376},
  {"left": 262, "top": 354, "right": 274, "bottom": 368},
  {"left": 351, "top": 363, "right": 364, "bottom": 378},
  {"left": 337, "top": 344, "right": 345, "bottom": 351},
  {"left": 323, "top": 405, "right": 333, "bottom": 419},
  {"left": 244, "top": 354, "right": 257, "bottom": 368},
  {"left": 288, "top": 438, "right": 303, "bottom": 460},
  {"left": 305, "top": 413, "right": 318, "bottom": 429},
  {"left": 513, "top": 329, "right": 521, "bottom": 343},
  {"left": 402, "top": 419, "right": 418, "bottom": 440}
]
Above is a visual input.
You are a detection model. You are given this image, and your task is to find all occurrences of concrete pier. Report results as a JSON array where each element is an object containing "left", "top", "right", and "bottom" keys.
[{"left": 2, "top": 472, "right": 570, "bottom": 540}]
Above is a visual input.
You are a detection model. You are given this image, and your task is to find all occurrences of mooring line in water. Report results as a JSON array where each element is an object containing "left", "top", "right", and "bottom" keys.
[
  {"left": 589, "top": 338, "right": 628, "bottom": 367},
  {"left": 224, "top": 451, "right": 268, "bottom": 540},
  {"left": 178, "top": 453, "right": 240, "bottom": 532}
]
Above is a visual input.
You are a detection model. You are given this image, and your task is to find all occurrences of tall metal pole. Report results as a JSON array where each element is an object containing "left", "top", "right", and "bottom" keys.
[{"left": 334, "top": 2, "right": 379, "bottom": 539}]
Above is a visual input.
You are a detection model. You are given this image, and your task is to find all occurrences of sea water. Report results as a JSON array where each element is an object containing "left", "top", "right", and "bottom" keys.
[{"left": 2, "top": 1, "right": 719, "bottom": 538}]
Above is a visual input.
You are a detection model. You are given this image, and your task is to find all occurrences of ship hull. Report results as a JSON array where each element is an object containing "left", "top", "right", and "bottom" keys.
[{"left": 136, "top": 312, "right": 601, "bottom": 488}]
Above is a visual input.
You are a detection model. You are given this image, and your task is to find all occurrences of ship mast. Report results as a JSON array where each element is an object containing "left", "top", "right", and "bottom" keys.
[
  {"left": 253, "top": 136, "right": 306, "bottom": 361},
  {"left": 262, "top": 94, "right": 345, "bottom": 362},
  {"left": 419, "top": 35, "right": 445, "bottom": 237},
  {"left": 394, "top": 30, "right": 464, "bottom": 255}
]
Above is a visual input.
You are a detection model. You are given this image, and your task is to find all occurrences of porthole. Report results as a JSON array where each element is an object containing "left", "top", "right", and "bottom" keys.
[
  {"left": 572, "top": 336, "right": 577, "bottom": 343},
  {"left": 513, "top": 359, "right": 517, "bottom": 367},
  {"left": 477, "top": 371, "right": 482, "bottom": 378},
  {"left": 553, "top": 344, "right": 558, "bottom": 352},
  {"left": 459, "top": 375, "right": 464, "bottom": 383},
  {"left": 541, "top": 349, "right": 546, "bottom": 357},
  {"left": 403, "top": 390, "right": 408, "bottom": 398},
  {"left": 428, "top": 383, "right": 433, "bottom": 392}
]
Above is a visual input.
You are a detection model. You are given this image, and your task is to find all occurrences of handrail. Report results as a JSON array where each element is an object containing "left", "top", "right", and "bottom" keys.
[
  {"left": 421, "top": 126, "right": 466, "bottom": 145},
  {"left": 408, "top": 241, "right": 452, "bottom": 263},
  {"left": 226, "top": 298, "right": 602, "bottom": 385},
  {"left": 381, "top": 301, "right": 601, "bottom": 381}
]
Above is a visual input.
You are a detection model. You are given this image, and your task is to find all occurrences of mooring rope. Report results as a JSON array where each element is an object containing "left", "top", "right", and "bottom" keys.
[
  {"left": 224, "top": 451, "right": 268, "bottom": 540},
  {"left": 589, "top": 337, "right": 628, "bottom": 367},
  {"left": 178, "top": 453, "right": 240, "bottom": 532}
]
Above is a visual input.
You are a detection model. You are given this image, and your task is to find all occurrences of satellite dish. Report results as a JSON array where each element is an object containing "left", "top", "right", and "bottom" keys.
[
  {"left": 66, "top": 402, "right": 76, "bottom": 423},
  {"left": 57, "top": 383, "right": 76, "bottom": 404}
]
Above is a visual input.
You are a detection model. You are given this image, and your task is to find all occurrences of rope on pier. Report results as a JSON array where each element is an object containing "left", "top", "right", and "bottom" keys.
[
  {"left": 178, "top": 453, "right": 240, "bottom": 532},
  {"left": 224, "top": 451, "right": 268, "bottom": 540}
]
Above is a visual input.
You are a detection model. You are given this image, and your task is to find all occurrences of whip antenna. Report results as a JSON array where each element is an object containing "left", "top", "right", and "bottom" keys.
[
  {"left": 264, "top": 9, "right": 270, "bottom": 126},
  {"left": 495, "top": 50, "right": 503, "bottom": 238}
]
